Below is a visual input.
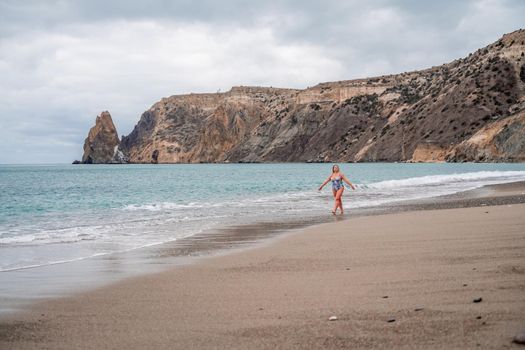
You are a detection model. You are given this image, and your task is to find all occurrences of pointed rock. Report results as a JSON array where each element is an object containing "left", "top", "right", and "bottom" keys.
[{"left": 82, "top": 111, "right": 127, "bottom": 164}]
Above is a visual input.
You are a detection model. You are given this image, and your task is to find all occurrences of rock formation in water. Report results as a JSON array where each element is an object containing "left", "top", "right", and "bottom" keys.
[
  {"left": 81, "top": 29, "right": 525, "bottom": 163},
  {"left": 81, "top": 111, "right": 127, "bottom": 164}
]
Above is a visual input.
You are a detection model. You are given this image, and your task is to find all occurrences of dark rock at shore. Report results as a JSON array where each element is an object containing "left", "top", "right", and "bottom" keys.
[{"left": 513, "top": 331, "right": 525, "bottom": 344}]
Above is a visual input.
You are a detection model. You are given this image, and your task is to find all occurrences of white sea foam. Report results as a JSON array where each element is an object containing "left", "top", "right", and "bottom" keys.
[
  {"left": 0, "top": 229, "right": 97, "bottom": 245},
  {"left": 366, "top": 171, "right": 525, "bottom": 189},
  {"left": 123, "top": 202, "right": 204, "bottom": 211}
]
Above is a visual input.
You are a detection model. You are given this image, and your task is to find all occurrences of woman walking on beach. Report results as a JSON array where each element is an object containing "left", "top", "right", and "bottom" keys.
[{"left": 318, "top": 165, "right": 356, "bottom": 215}]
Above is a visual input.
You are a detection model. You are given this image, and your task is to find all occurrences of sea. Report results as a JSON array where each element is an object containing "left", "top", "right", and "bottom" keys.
[{"left": 1, "top": 163, "right": 525, "bottom": 311}]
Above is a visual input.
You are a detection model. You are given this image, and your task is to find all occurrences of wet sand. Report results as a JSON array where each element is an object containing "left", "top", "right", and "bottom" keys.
[{"left": 1, "top": 182, "right": 525, "bottom": 349}]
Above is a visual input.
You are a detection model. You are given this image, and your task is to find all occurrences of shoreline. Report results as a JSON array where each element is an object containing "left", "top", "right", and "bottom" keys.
[
  {"left": 1, "top": 181, "right": 525, "bottom": 348},
  {"left": 0, "top": 181, "right": 524, "bottom": 313}
]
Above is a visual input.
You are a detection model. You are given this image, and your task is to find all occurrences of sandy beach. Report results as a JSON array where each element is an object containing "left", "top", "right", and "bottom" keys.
[{"left": 1, "top": 183, "right": 525, "bottom": 349}]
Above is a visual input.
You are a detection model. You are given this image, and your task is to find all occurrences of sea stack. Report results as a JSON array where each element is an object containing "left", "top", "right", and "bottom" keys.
[{"left": 81, "top": 111, "right": 127, "bottom": 164}]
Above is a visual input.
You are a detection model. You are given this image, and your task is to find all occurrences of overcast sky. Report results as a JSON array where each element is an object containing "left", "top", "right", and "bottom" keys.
[{"left": 0, "top": 0, "right": 524, "bottom": 163}]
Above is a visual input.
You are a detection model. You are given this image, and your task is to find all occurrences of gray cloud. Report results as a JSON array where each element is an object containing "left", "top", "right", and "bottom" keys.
[{"left": 0, "top": 0, "right": 524, "bottom": 163}]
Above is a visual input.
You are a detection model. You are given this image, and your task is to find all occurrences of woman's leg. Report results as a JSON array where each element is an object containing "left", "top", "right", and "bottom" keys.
[
  {"left": 332, "top": 189, "right": 338, "bottom": 214},
  {"left": 335, "top": 188, "right": 344, "bottom": 214}
]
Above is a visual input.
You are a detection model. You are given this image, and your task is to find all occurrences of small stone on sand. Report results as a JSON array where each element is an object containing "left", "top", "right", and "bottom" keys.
[
  {"left": 328, "top": 316, "right": 338, "bottom": 321},
  {"left": 476, "top": 316, "right": 482, "bottom": 319},
  {"left": 382, "top": 296, "right": 389, "bottom": 299},
  {"left": 463, "top": 284, "right": 468, "bottom": 287},
  {"left": 414, "top": 307, "right": 424, "bottom": 312},
  {"left": 387, "top": 318, "right": 396, "bottom": 323},
  {"left": 513, "top": 331, "right": 525, "bottom": 344},
  {"left": 346, "top": 268, "right": 350, "bottom": 270},
  {"left": 473, "top": 297, "right": 483, "bottom": 303}
]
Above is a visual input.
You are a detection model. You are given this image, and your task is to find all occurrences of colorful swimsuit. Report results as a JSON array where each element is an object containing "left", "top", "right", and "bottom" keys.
[{"left": 331, "top": 176, "right": 343, "bottom": 191}]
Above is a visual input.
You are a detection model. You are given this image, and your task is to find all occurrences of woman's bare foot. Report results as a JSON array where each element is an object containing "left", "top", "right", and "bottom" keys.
[{"left": 331, "top": 210, "right": 336, "bottom": 215}]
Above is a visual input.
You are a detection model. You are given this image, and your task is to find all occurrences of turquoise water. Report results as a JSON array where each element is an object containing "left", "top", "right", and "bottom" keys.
[{"left": 1, "top": 163, "right": 525, "bottom": 272}]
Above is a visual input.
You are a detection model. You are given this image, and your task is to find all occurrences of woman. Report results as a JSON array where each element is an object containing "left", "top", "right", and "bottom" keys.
[{"left": 318, "top": 164, "right": 356, "bottom": 215}]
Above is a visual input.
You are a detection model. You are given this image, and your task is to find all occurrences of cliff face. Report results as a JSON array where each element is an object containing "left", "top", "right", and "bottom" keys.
[
  {"left": 85, "top": 29, "right": 525, "bottom": 163},
  {"left": 82, "top": 111, "right": 127, "bottom": 164},
  {"left": 446, "top": 110, "right": 525, "bottom": 162}
]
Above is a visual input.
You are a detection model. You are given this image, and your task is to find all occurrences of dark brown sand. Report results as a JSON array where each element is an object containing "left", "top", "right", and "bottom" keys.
[{"left": 1, "top": 182, "right": 525, "bottom": 349}]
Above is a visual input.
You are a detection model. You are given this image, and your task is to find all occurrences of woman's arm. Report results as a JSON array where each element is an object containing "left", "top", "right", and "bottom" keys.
[
  {"left": 342, "top": 174, "right": 356, "bottom": 190},
  {"left": 318, "top": 176, "right": 332, "bottom": 191}
]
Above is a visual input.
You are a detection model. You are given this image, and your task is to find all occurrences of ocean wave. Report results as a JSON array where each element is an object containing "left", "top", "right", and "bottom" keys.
[
  {"left": 0, "top": 226, "right": 103, "bottom": 245},
  {"left": 121, "top": 190, "right": 326, "bottom": 213},
  {"left": 365, "top": 171, "right": 525, "bottom": 190},
  {"left": 0, "top": 211, "right": 229, "bottom": 246},
  {"left": 123, "top": 202, "right": 203, "bottom": 211}
]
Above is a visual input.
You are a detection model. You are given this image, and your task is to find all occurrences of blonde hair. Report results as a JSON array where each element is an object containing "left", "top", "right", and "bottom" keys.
[{"left": 332, "top": 164, "right": 340, "bottom": 173}]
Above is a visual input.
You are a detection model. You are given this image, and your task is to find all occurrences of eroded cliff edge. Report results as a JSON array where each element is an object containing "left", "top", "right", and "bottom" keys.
[{"left": 81, "top": 29, "right": 525, "bottom": 163}]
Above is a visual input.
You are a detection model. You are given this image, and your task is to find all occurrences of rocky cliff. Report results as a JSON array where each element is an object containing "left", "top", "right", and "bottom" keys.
[
  {"left": 81, "top": 111, "right": 127, "bottom": 164},
  {"left": 82, "top": 29, "right": 525, "bottom": 163}
]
